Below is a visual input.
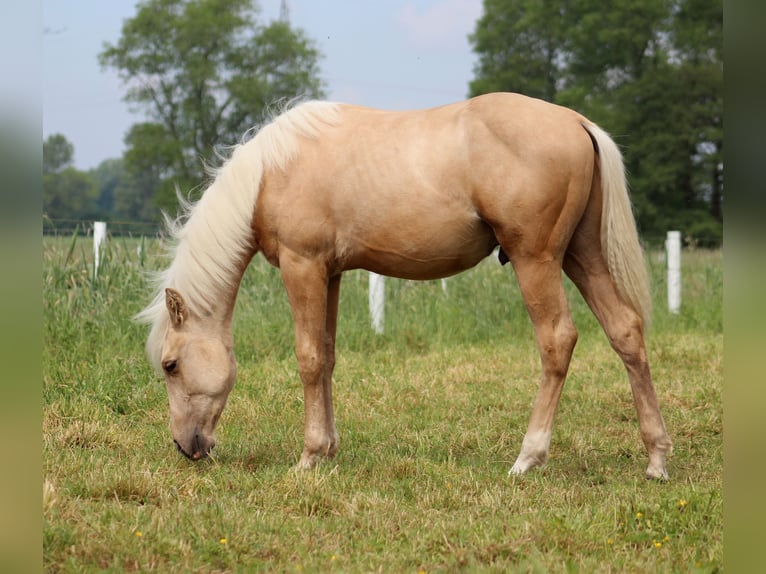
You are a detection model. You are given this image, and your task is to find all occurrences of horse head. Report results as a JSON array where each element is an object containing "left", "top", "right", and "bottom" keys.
[{"left": 160, "top": 288, "right": 236, "bottom": 460}]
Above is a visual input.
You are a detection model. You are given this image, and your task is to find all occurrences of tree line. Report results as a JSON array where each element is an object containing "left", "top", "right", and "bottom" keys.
[{"left": 44, "top": 0, "right": 721, "bottom": 246}]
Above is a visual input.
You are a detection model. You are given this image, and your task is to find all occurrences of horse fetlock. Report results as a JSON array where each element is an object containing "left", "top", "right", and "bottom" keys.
[
  {"left": 297, "top": 442, "right": 329, "bottom": 468},
  {"left": 327, "top": 429, "right": 340, "bottom": 457},
  {"left": 295, "top": 444, "right": 337, "bottom": 471},
  {"left": 654, "top": 434, "right": 673, "bottom": 454},
  {"left": 630, "top": 424, "right": 672, "bottom": 479},
  {"left": 295, "top": 451, "right": 321, "bottom": 471},
  {"left": 301, "top": 431, "right": 338, "bottom": 466},
  {"left": 644, "top": 446, "right": 670, "bottom": 480}
]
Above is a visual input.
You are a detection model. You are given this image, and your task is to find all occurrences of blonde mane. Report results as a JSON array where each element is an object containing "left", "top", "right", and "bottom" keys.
[{"left": 136, "top": 100, "right": 342, "bottom": 371}]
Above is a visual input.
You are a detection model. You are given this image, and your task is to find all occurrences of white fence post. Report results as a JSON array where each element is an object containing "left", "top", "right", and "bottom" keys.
[
  {"left": 93, "top": 221, "right": 107, "bottom": 277},
  {"left": 369, "top": 272, "right": 385, "bottom": 334},
  {"left": 666, "top": 230, "right": 681, "bottom": 314}
]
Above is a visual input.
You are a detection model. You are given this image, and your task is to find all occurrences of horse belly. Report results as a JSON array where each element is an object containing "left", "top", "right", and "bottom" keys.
[{"left": 340, "top": 202, "right": 497, "bottom": 280}]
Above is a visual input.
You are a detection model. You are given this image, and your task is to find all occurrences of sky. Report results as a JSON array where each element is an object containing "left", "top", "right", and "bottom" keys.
[{"left": 42, "top": 0, "right": 483, "bottom": 170}]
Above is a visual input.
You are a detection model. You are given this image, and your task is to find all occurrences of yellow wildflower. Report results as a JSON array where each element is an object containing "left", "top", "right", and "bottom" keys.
[
  {"left": 635, "top": 512, "right": 643, "bottom": 519},
  {"left": 678, "top": 499, "right": 688, "bottom": 508},
  {"left": 220, "top": 538, "right": 227, "bottom": 545},
  {"left": 134, "top": 531, "right": 142, "bottom": 538}
]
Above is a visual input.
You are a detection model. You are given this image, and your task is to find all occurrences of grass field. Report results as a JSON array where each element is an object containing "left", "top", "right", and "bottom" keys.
[{"left": 43, "top": 234, "right": 722, "bottom": 572}]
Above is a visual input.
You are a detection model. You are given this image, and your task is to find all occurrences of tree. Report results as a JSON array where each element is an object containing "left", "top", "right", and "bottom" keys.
[
  {"left": 469, "top": 0, "right": 722, "bottom": 245},
  {"left": 114, "top": 123, "right": 182, "bottom": 222},
  {"left": 89, "top": 158, "right": 126, "bottom": 218},
  {"left": 43, "top": 134, "right": 98, "bottom": 221},
  {"left": 469, "top": 0, "right": 568, "bottom": 101},
  {"left": 100, "top": 0, "right": 326, "bottom": 213},
  {"left": 43, "top": 133, "right": 74, "bottom": 175},
  {"left": 671, "top": 0, "right": 723, "bottom": 227},
  {"left": 43, "top": 168, "right": 98, "bottom": 221}
]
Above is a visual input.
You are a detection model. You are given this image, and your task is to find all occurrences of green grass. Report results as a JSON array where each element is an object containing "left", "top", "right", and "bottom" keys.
[{"left": 43, "top": 235, "right": 722, "bottom": 572}]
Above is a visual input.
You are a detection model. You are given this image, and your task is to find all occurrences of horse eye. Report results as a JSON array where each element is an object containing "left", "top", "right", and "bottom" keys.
[{"left": 162, "top": 359, "right": 178, "bottom": 375}]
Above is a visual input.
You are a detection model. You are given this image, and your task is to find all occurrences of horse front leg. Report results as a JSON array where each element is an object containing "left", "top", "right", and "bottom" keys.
[
  {"left": 280, "top": 253, "right": 339, "bottom": 470},
  {"left": 322, "top": 275, "right": 342, "bottom": 457}
]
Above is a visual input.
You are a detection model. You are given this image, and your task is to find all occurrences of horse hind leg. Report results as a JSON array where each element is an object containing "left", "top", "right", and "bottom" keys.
[
  {"left": 563, "top": 234, "right": 672, "bottom": 479},
  {"left": 508, "top": 257, "right": 579, "bottom": 475}
]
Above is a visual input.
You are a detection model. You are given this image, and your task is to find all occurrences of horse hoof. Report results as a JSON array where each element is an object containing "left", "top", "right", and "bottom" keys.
[
  {"left": 508, "top": 465, "right": 525, "bottom": 476},
  {"left": 508, "top": 460, "right": 535, "bottom": 476},
  {"left": 294, "top": 451, "right": 323, "bottom": 471},
  {"left": 645, "top": 465, "right": 669, "bottom": 481},
  {"left": 293, "top": 460, "right": 314, "bottom": 472},
  {"left": 509, "top": 449, "right": 547, "bottom": 476}
]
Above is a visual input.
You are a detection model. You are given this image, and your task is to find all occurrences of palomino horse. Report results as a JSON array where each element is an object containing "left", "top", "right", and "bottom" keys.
[{"left": 137, "top": 92, "right": 672, "bottom": 479}]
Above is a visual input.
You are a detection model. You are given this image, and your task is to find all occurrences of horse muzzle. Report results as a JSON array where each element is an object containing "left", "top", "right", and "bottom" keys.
[{"left": 173, "top": 432, "right": 215, "bottom": 461}]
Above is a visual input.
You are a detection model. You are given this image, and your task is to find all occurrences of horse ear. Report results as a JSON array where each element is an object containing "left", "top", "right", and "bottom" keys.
[{"left": 165, "top": 288, "right": 189, "bottom": 327}]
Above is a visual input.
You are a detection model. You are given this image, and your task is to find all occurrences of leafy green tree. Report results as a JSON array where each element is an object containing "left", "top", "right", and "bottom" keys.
[
  {"left": 43, "top": 168, "right": 98, "bottom": 221},
  {"left": 43, "top": 133, "right": 74, "bottom": 175},
  {"left": 114, "top": 123, "right": 182, "bottom": 222},
  {"left": 608, "top": 0, "right": 722, "bottom": 245},
  {"left": 43, "top": 134, "right": 98, "bottom": 221},
  {"left": 469, "top": 0, "right": 568, "bottom": 101},
  {"left": 89, "top": 158, "right": 126, "bottom": 218},
  {"left": 671, "top": 0, "right": 723, "bottom": 227},
  {"left": 100, "top": 0, "right": 325, "bottom": 214}
]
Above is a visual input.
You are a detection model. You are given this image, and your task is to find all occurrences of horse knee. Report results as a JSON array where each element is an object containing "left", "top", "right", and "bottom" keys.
[
  {"left": 295, "top": 344, "right": 323, "bottom": 382},
  {"left": 607, "top": 314, "right": 646, "bottom": 366}
]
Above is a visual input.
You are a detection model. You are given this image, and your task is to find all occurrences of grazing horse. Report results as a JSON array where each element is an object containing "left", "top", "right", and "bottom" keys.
[{"left": 137, "top": 92, "right": 672, "bottom": 479}]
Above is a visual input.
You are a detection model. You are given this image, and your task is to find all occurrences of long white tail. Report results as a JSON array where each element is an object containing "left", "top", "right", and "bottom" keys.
[{"left": 582, "top": 122, "right": 652, "bottom": 326}]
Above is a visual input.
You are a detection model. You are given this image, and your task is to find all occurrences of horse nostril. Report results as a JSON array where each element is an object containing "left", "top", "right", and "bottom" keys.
[
  {"left": 174, "top": 439, "right": 194, "bottom": 459},
  {"left": 174, "top": 434, "right": 211, "bottom": 461}
]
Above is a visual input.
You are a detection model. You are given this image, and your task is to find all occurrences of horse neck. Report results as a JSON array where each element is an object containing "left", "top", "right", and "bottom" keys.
[
  {"left": 201, "top": 249, "right": 254, "bottom": 333},
  {"left": 166, "top": 230, "right": 256, "bottom": 341}
]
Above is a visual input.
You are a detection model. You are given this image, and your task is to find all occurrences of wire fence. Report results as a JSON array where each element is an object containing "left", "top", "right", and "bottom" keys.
[
  {"left": 42, "top": 217, "right": 721, "bottom": 250},
  {"left": 43, "top": 217, "right": 162, "bottom": 239}
]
